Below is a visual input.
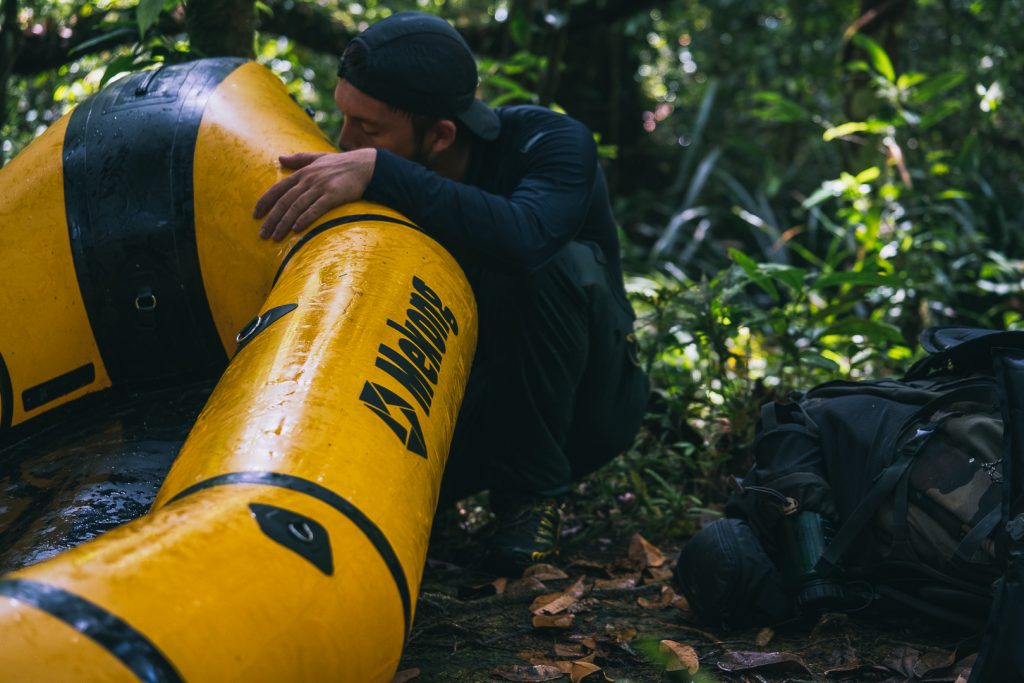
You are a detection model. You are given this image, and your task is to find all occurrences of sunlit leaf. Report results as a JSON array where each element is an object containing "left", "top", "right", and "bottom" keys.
[
  {"left": 851, "top": 33, "right": 895, "bottom": 82},
  {"left": 909, "top": 71, "right": 966, "bottom": 104},
  {"left": 823, "top": 317, "right": 903, "bottom": 342},
  {"left": 659, "top": 640, "right": 700, "bottom": 674},
  {"left": 729, "top": 248, "right": 779, "bottom": 301},
  {"left": 137, "top": 0, "right": 164, "bottom": 37}
]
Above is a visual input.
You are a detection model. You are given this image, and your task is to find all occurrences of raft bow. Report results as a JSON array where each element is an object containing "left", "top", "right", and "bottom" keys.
[{"left": 0, "top": 58, "right": 476, "bottom": 682}]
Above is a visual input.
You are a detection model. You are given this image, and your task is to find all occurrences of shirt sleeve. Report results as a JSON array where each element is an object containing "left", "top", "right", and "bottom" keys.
[{"left": 363, "top": 113, "right": 597, "bottom": 272}]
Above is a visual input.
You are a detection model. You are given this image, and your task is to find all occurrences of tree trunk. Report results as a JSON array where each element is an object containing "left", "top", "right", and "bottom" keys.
[{"left": 186, "top": 0, "right": 257, "bottom": 59}]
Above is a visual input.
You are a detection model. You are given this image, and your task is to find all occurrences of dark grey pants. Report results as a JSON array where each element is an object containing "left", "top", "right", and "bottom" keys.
[{"left": 439, "top": 241, "right": 648, "bottom": 507}]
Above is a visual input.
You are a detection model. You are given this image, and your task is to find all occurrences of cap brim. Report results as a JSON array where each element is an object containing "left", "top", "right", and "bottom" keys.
[{"left": 456, "top": 99, "right": 500, "bottom": 141}]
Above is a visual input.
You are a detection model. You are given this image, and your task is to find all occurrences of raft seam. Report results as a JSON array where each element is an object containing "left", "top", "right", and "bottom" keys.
[
  {"left": 272, "top": 213, "right": 422, "bottom": 286},
  {"left": 0, "top": 578, "right": 184, "bottom": 683},
  {"left": 166, "top": 470, "right": 413, "bottom": 640}
]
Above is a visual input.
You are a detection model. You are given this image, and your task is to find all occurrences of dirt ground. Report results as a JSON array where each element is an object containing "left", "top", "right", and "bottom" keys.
[{"left": 400, "top": 507, "right": 979, "bottom": 683}]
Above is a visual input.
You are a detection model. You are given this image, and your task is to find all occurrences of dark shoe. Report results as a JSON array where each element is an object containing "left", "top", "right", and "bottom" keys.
[{"left": 484, "top": 497, "right": 563, "bottom": 575}]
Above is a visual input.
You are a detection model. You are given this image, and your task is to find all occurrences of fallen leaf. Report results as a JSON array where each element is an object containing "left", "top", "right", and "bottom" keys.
[
  {"left": 605, "top": 623, "right": 638, "bottom": 644},
  {"left": 507, "top": 576, "right": 549, "bottom": 597},
  {"left": 717, "top": 651, "right": 812, "bottom": 675},
  {"left": 391, "top": 668, "right": 420, "bottom": 683},
  {"left": 524, "top": 564, "right": 569, "bottom": 581},
  {"left": 567, "top": 634, "right": 599, "bottom": 650},
  {"left": 555, "top": 661, "right": 574, "bottom": 674},
  {"left": 644, "top": 566, "right": 675, "bottom": 584},
  {"left": 531, "top": 577, "right": 587, "bottom": 615},
  {"left": 915, "top": 649, "right": 956, "bottom": 678},
  {"left": 637, "top": 585, "right": 686, "bottom": 609},
  {"left": 571, "top": 660, "right": 611, "bottom": 682},
  {"left": 554, "top": 643, "right": 586, "bottom": 658},
  {"left": 755, "top": 627, "right": 774, "bottom": 647},
  {"left": 885, "top": 647, "right": 921, "bottom": 679},
  {"left": 628, "top": 533, "right": 668, "bottom": 568},
  {"left": 494, "top": 663, "right": 564, "bottom": 681},
  {"left": 660, "top": 640, "right": 699, "bottom": 674},
  {"left": 594, "top": 574, "right": 639, "bottom": 590},
  {"left": 532, "top": 613, "right": 575, "bottom": 629}
]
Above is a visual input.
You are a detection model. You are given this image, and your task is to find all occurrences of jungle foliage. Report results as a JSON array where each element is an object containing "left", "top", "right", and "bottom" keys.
[{"left": 1, "top": 0, "right": 1021, "bottom": 536}]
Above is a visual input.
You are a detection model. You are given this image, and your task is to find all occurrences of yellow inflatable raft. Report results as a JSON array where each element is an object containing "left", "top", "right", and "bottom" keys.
[{"left": 0, "top": 59, "right": 476, "bottom": 681}]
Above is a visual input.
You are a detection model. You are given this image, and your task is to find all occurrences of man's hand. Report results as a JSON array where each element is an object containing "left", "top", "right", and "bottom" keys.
[{"left": 254, "top": 148, "right": 377, "bottom": 241}]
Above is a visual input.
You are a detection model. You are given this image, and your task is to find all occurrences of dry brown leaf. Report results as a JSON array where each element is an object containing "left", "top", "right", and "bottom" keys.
[
  {"left": 567, "top": 634, "right": 599, "bottom": 651},
  {"left": 755, "top": 627, "right": 775, "bottom": 647},
  {"left": 644, "top": 566, "right": 675, "bottom": 584},
  {"left": 605, "top": 623, "right": 638, "bottom": 644},
  {"left": 507, "top": 576, "right": 549, "bottom": 597},
  {"left": 390, "top": 668, "right": 420, "bottom": 683},
  {"left": 534, "top": 591, "right": 578, "bottom": 615},
  {"left": 637, "top": 584, "right": 685, "bottom": 609},
  {"left": 555, "top": 661, "right": 574, "bottom": 674},
  {"left": 494, "top": 663, "right": 564, "bottom": 681},
  {"left": 554, "top": 643, "right": 586, "bottom": 658},
  {"left": 717, "top": 651, "right": 811, "bottom": 675},
  {"left": 532, "top": 613, "right": 575, "bottom": 629},
  {"left": 594, "top": 574, "right": 639, "bottom": 590},
  {"left": 914, "top": 649, "right": 957, "bottom": 678},
  {"left": 659, "top": 640, "right": 699, "bottom": 674},
  {"left": 529, "top": 592, "right": 564, "bottom": 613},
  {"left": 627, "top": 533, "right": 668, "bottom": 568},
  {"left": 530, "top": 577, "right": 587, "bottom": 615},
  {"left": 571, "top": 660, "right": 610, "bottom": 682},
  {"left": 524, "top": 564, "right": 569, "bottom": 581}
]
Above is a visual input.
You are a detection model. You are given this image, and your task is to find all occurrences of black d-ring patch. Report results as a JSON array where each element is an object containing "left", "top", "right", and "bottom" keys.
[
  {"left": 235, "top": 303, "right": 298, "bottom": 351},
  {"left": 249, "top": 502, "right": 334, "bottom": 576}
]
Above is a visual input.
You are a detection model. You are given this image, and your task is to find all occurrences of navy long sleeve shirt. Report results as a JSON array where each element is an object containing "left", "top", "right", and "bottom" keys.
[{"left": 363, "top": 105, "right": 626, "bottom": 296}]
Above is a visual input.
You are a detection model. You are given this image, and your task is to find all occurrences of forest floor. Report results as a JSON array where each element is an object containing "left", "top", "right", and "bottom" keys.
[{"left": 399, "top": 501, "right": 979, "bottom": 683}]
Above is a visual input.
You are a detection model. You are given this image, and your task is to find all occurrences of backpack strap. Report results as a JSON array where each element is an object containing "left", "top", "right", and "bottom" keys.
[
  {"left": 953, "top": 504, "right": 1003, "bottom": 566},
  {"left": 817, "top": 421, "right": 941, "bottom": 574}
]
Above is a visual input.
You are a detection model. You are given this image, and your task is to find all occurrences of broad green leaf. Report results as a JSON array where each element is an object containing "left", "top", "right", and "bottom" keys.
[
  {"left": 851, "top": 33, "right": 895, "bottom": 82},
  {"left": 896, "top": 72, "right": 927, "bottom": 90},
  {"left": 137, "top": 0, "right": 163, "bottom": 37},
  {"left": 823, "top": 317, "right": 903, "bottom": 342},
  {"left": 909, "top": 71, "right": 965, "bottom": 105},
  {"left": 799, "top": 352, "right": 840, "bottom": 371},
  {"left": 729, "top": 248, "right": 779, "bottom": 301},
  {"left": 919, "top": 99, "right": 964, "bottom": 130},
  {"left": 936, "top": 189, "right": 973, "bottom": 200},
  {"left": 855, "top": 166, "right": 881, "bottom": 183},
  {"left": 802, "top": 184, "right": 837, "bottom": 208},
  {"left": 823, "top": 122, "right": 869, "bottom": 141},
  {"left": 823, "top": 120, "right": 889, "bottom": 141},
  {"left": 757, "top": 263, "right": 808, "bottom": 291},
  {"left": 508, "top": 7, "right": 531, "bottom": 48},
  {"left": 69, "top": 26, "right": 137, "bottom": 57},
  {"left": 751, "top": 91, "right": 807, "bottom": 123},
  {"left": 812, "top": 271, "right": 899, "bottom": 289},
  {"left": 101, "top": 54, "right": 143, "bottom": 88}
]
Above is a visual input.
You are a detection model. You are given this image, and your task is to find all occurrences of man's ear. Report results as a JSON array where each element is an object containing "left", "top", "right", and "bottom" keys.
[{"left": 427, "top": 119, "right": 458, "bottom": 154}]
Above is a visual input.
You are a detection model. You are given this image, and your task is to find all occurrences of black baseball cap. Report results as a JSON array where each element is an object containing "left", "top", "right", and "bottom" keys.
[{"left": 337, "top": 12, "right": 500, "bottom": 141}]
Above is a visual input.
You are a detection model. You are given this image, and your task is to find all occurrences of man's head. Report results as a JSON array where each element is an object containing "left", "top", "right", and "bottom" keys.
[{"left": 335, "top": 12, "right": 499, "bottom": 166}]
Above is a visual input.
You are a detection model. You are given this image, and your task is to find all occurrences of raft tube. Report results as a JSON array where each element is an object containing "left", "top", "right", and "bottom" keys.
[{"left": 0, "top": 59, "right": 477, "bottom": 681}]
